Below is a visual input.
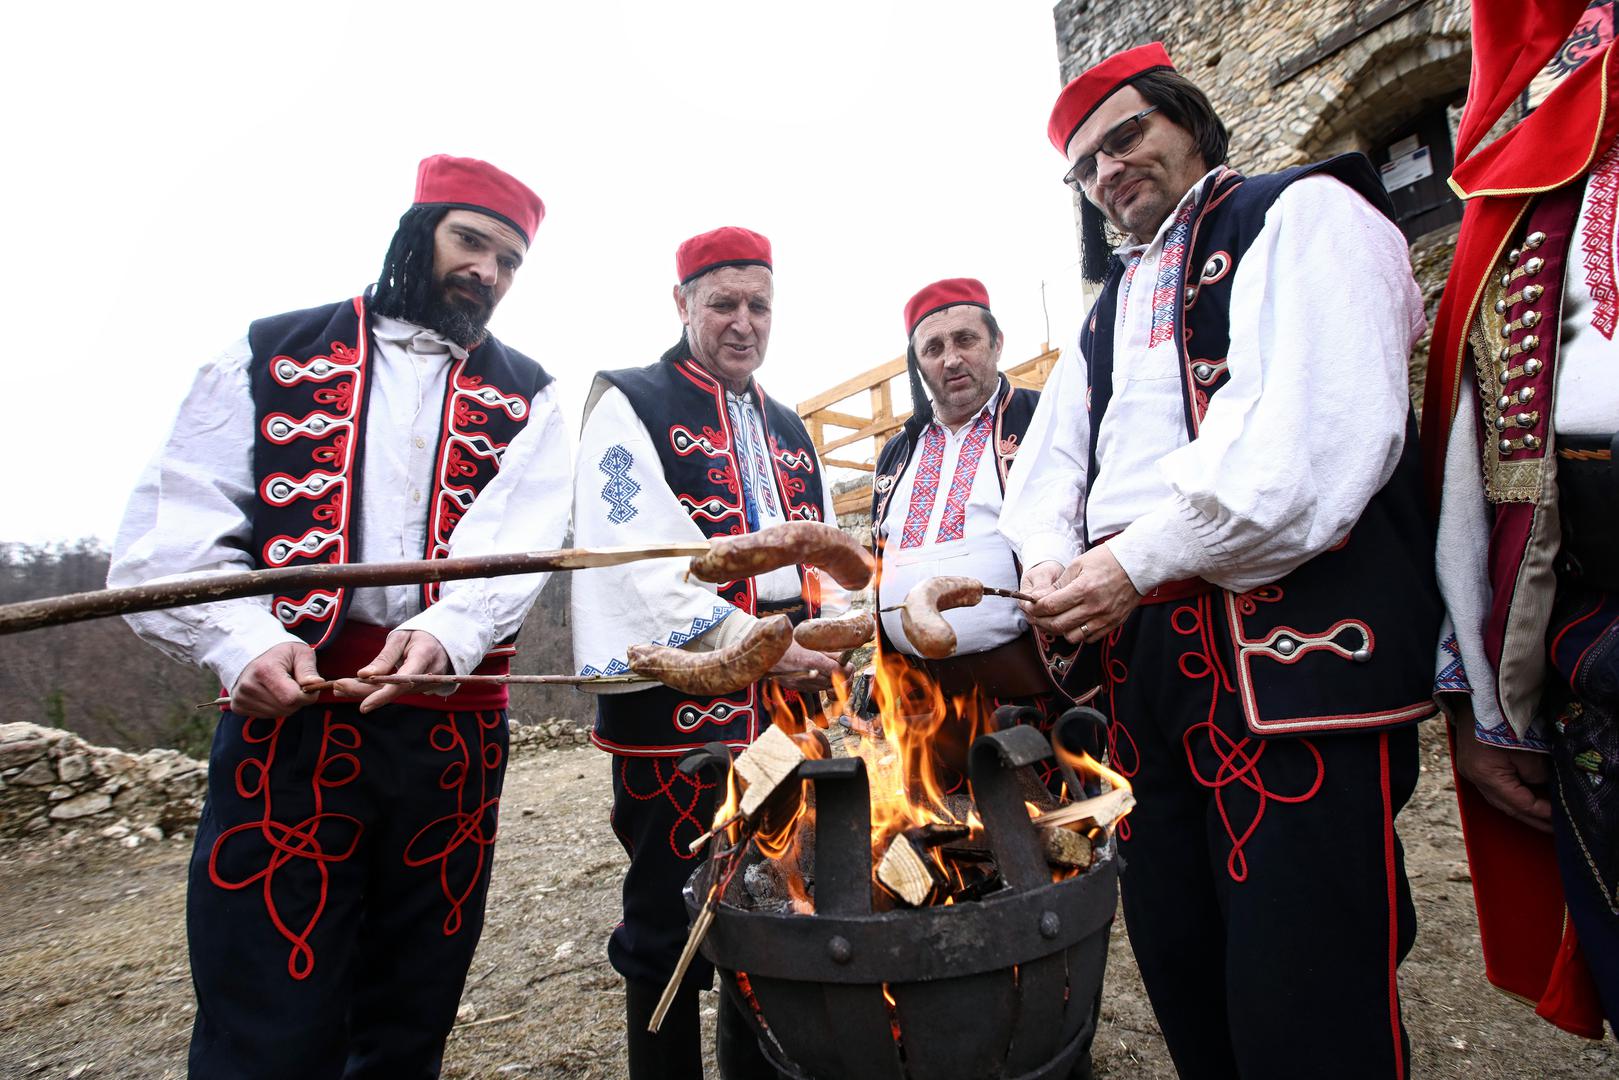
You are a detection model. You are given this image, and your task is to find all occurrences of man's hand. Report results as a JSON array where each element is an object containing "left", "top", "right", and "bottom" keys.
[
  {"left": 1451, "top": 715, "right": 1553, "bottom": 833},
  {"left": 769, "top": 641, "right": 845, "bottom": 694},
  {"left": 231, "top": 642, "right": 321, "bottom": 718},
  {"left": 1019, "top": 560, "right": 1064, "bottom": 604},
  {"left": 329, "top": 629, "right": 453, "bottom": 714},
  {"left": 1025, "top": 546, "right": 1142, "bottom": 644}
]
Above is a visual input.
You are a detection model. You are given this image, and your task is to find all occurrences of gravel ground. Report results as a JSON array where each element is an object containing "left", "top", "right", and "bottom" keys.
[{"left": 2, "top": 727, "right": 1613, "bottom": 1079}]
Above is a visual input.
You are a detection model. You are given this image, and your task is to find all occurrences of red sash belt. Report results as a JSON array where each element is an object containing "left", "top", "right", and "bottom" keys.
[{"left": 311, "top": 622, "right": 512, "bottom": 711}]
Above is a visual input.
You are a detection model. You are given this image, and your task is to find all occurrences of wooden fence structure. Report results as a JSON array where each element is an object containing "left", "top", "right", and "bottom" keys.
[{"left": 797, "top": 345, "right": 1062, "bottom": 516}]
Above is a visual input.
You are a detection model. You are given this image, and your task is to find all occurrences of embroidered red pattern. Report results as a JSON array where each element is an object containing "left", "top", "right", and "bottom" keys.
[
  {"left": 403, "top": 711, "right": 503, "bottom": 935},
  {"left": 423, "top": 364, "right": 530, "bottom": 606},
  {"left": 1168, "top": 593, "right": 1325, "bottom": 880},
  {"left": 1581, "top": 140, "right": 1619, "bottom": 340},
  {"left": 618, "top": 756, "right": 717, "bottom": 860},
  {"left": 898, "top": 425, "right": 946, "bottom": 548},
  {"left": 207, "top": 712, "right": 364, "bottom": 980},
  {"left": 935, "top": 411, "right": 994, "bottom": 544}
]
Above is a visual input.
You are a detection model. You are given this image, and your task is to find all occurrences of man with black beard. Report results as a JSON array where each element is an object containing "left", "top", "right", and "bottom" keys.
[{"left": 109, "top": 154, "right": 568, "bottom": 1078}]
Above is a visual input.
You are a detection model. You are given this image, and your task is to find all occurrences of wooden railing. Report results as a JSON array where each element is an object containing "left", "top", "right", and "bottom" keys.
[{"left": 798, "top": 345, "right": 1062, "bottom": 516}]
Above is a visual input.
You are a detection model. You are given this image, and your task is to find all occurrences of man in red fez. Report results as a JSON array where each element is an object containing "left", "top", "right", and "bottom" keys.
[
  {"left": 1424, "top": 0, "right": 1619, "bottom": 1039},
  {"left": 873, "top": 279, "right": 1100, "bottom": 1078},
  {"left": 570, "top": 226, "right": 846, "bottom": 1079},
  {"left": 108, "top": 153, "right": 567, "bottom": 1077},
  {"left": 1001, "top": 41, "right": 1442, "bottom": 1077}
]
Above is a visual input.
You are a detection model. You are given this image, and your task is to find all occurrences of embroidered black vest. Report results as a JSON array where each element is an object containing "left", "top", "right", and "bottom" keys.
[
  {"left": 248, "top": 295, "right": 552, "bottom": 651},
  {"left": 592, "top": 342, "right": 827, "bottom": 754},
  {"left": 868, "top": 376, "right": 1094, "bottom": 700},
  {"left": 1080, "top": 155, "right": 1442, "bottom": 736}
]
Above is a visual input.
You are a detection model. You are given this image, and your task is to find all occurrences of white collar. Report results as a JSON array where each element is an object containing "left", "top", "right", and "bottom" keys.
[{"left": 372, "top": 314, "right": 469, "bottom": 361}]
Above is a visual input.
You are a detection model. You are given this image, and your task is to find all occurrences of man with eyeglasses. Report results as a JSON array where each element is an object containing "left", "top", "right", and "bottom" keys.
[{"left": 1000, "top": 42, "right": 1442, "bottom": 1078}]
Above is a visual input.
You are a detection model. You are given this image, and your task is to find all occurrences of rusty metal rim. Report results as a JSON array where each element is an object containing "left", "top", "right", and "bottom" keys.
[{"left": 687, "top": 856, "right": 1118, "bottom": 985}]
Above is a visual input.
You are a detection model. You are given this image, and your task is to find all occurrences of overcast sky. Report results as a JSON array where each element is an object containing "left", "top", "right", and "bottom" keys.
[{"left": 2, "top": 1, "right": 1090, "bottom": 546}]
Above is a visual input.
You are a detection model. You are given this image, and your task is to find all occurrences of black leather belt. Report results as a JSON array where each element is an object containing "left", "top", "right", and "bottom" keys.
[
  {"left": 911, "top": 634, "right": 1055, "bottom": 700},
  {"left": 1557, "top": 432, "right": 1619, "bottom": 592}
]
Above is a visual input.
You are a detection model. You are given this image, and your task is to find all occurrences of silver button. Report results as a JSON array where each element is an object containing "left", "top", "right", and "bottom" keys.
[
  {"left": 1524, "top": 434, "right": 1541, "bottom": 450},
  {"left": 414, "top": 436, "right": 426, "bottom": 449},
  {"left": 1498, "top": 347, "right": 1511, "bottom": 365},
  {"left": 1522, "top": 335, "right": 1540, "bottom": 353},
  {"left": 1275, "top": 636, "right": 1296, "bottom": 657},
  {"left": 1525, "top": 284, "right": 1545, "bottom": 302},
  {"left": 1193, "top": 362, "right": 1213, "bottom": 380},
  {"left": 1525, "top": 256, "right": 1544, "bottom": 275},
  {"left": 1494, "top": 298, "right": 1508, "bottom": 314},
  {"left": 1523, "top": 310, "right": 1541, "bottom": 328},
  {"left": 1524, "top": 356, "right": 1543, "bottom": 375},
  {"left": 1494, "top": 416, "right": 1508, "bottom": 431},
  {"left": 1352, "top": 648, "right": 1372, "bottom": 663},
  {"left": 1500, "top": 438, "right": 1514, "bottom": 453},
  {"left": 1498, "top": 394, "right": 1512, "bottom": 409},
  {"left": 1518, "top": 387, "right": 1535, "bottom": 403},
  {"left": 1508, "top": 248, "right": 1521, "bottom": 264},
  {"left": 1525, "top": 231, "right": 1547, "bottom": 249},
  {"left": 1501, "top": 271, "right": 1513, "bottom": 288}
]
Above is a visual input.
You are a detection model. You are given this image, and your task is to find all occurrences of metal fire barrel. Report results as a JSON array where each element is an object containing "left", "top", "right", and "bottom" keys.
[{"left": 684, "top": 721, "right": 1118, "bottom": 1080}]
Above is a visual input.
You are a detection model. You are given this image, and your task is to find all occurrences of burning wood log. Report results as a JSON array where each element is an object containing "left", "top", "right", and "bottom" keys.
[
  {"left": 1040, "top": 826, "right": 1094, "bottom": 871},
  {"left": 876, "top": 834, "right": 942, "bottom": 907},
  {"left": 1029, "top": 787, "right": 1135, "bottom": 832},
  {"left": 736, "top": 725, "right": 807, "bottom": 819},
  {"left": 902, "top": 823, "right": 970, "bottom": 849}
]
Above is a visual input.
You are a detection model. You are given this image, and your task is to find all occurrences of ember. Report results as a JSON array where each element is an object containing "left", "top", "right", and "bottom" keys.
[{"left": 673, "top": 656, "right": 1129, "bottom": 1079}]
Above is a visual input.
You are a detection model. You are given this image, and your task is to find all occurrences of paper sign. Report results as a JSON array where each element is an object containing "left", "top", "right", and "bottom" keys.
[{"left": 1380, "top": 146, "right": 1434, "bottom": 192}]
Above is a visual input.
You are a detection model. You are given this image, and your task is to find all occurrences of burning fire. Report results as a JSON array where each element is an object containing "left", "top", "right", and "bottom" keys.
[{"left": 707, "top": 649, "right": 1134, "bottom": 913}]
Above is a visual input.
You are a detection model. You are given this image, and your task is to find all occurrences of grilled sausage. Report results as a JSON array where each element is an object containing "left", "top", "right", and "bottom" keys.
[
  {"left": 793, "top": 611, "right": 876, "bottom": 652},
  {"left": 689, "top": 522, "right": 875, "bottom": 591},
  {"left": 898, "top": 576, "right": 984, "bottom": 660},
  {"left": 627, "top": 614, "right": 793, "bottom": 695}
]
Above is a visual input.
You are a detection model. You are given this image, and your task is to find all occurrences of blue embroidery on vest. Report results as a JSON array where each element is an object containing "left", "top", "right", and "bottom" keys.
[{"left": 599, "top": 445, "right": 641, "bottom": 524}]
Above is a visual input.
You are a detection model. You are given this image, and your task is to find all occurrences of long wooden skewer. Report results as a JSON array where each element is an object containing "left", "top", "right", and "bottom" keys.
[
  {"left": 196, "top": 670, "right": 826, "bottom": 709},
  {"left": 878, "top": 585, "right": 1034, "bottom": 612},
  {"left": 0, "top": 542, "right": 712, "bottom": 637}
]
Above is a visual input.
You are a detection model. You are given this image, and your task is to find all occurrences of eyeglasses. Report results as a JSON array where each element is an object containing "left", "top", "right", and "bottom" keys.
[{"left": 1063, "top": 106, "right": 1160, "bottom": 192}]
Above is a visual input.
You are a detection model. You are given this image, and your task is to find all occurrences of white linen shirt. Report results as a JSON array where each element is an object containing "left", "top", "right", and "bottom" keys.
[
  {"left": 109, "top": 314, "right": 572, "bottom": 692},
  {"left": 1001, "top": 170, "right": 1424, "bottom": 595},
  {"left": 876, "top": 386, "right": 1026, "bottom": 656},
  {"left": 570, "top": 377, "right": 845, "bottom": 693}
]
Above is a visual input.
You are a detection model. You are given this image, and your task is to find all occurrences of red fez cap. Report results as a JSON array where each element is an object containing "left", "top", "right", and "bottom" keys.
[
  {"left": 905, "top": 278, "right": 991, "bottom": 337},
  {"left": 414, "top": 154, "right": 545, "bottom": 246},
  {"left": 1047, "top": 42, "right": 1175, "bottom": 155},
  {"left": 676, "top": 226, "right": 773, "bottom": 284}
]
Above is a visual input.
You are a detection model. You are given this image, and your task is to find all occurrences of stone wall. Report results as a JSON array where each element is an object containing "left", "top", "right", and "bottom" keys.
[
  {"left": 0, "top": 721, "right": 206, "bottom": 846},
  {"left": 0, "top": 717, "right": 589, "bottom": 848}
]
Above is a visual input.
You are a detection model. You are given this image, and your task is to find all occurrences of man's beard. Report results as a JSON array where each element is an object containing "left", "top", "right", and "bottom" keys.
[{"left": 416, "top": 273, "right": 495, "bottom": 348}]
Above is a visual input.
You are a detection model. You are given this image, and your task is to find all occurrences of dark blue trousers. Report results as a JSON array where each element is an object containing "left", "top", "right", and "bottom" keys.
[
  {"left": 187, "top": 704, "right": 506, "bottom": 1079},
  {"left": 1101, "top": 594, "right": 1418, "bottom": 1080},
  {"left": 1547, "top": 584, "right": 1619, "bottom": 1028}
]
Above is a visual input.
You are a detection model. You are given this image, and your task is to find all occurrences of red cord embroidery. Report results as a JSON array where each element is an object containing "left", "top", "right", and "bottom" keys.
[
  {"left": 207, "top": 712, "right": 364, "bottom": 980},
  {"left": 618, "top": 756, "right": 717, "bottom": 860},
  {"left": 403, "top": 711, "right": 504, "bottom": 936},
  {"left": 1171, "top": 594, "right": 1324, "bottom": 880}
]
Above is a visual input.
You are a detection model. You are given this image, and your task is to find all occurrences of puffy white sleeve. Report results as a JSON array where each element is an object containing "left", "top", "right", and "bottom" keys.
[
  {"left": 1105, "top": 174, "right": 1424, "bottom": 593},
  {"left": 108, "top": 337, "right": 303, "bottom": 692},
  {"left": 401, "top": 381, "right": 573, "bottom": 675},
  {"left": 569, "top": 382, "right": 753, "bottom": 691},
  {"left": 998, "top": 344, "right": 1091, "bottom": 570}
]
